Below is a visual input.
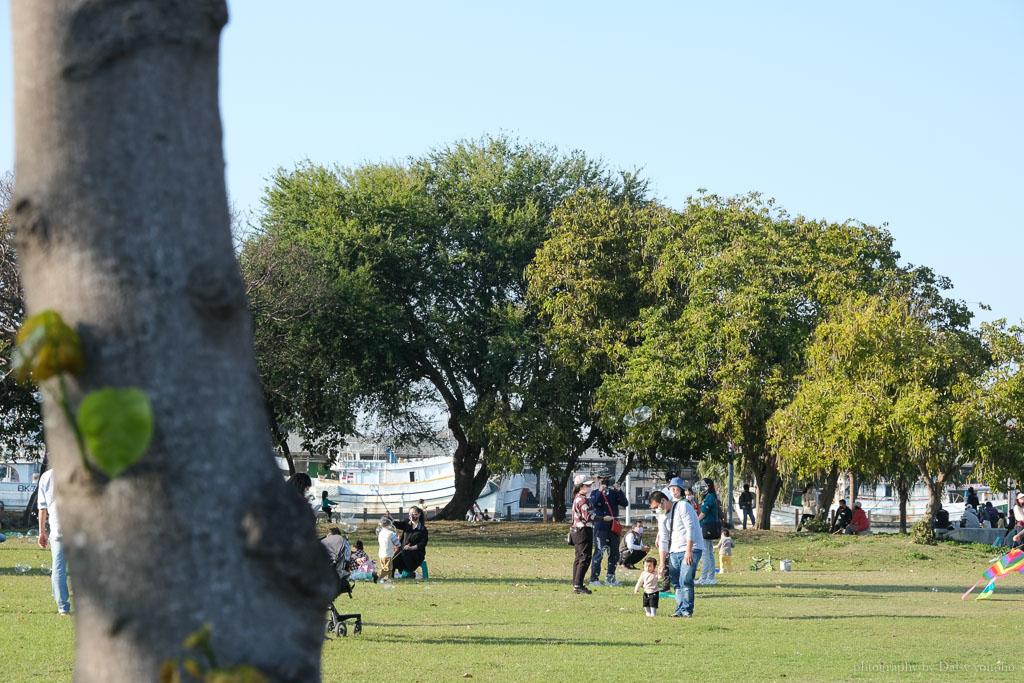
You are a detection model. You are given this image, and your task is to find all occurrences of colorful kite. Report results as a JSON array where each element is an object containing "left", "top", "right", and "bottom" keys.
[{"left": 961, "top": 548, "right": 1024, "bottom": 600}]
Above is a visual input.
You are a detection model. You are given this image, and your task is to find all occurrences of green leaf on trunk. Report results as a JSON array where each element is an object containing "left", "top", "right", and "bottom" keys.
[{"left": 77, "top": 388, "right": 153, "bottom": 478}]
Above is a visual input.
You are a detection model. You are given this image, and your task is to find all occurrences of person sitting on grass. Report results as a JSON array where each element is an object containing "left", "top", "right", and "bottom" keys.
[
  {"left": 831, "top": 499, "right": 853, "bottom": 534},
  {"left": 619, "top": 520, "right": 651, "bottom": 570},
  {"left": 845, "top": 501, "right": 870, "bottom": 535},
  {"left": 392, "top": 506, "right": 429, "bottom": 578},
  {"left": 960, "top": 504, "right": 981, "bottom": 529}
]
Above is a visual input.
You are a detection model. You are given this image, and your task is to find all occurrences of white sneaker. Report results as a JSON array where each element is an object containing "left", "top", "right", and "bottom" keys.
[
  {"left": 704, "top": 578, "right": 717, "bottom": 585},
  {"left": 589, "top": 580, "right": 602, "bottom": 587},
  {"left": 694, "top": 578, "right": 707, "bottom": 585},
  {"left": 604, "top": 577, "right": 622, "bottom": 586}
]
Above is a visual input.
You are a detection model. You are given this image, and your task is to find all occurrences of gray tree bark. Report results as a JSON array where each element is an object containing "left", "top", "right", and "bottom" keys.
[{"left": 10, "top": 2, "right": 333, "bottom": 680}]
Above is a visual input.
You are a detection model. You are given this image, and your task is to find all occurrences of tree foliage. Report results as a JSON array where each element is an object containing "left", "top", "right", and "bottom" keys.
[
  {"left": 255, "top": 136, "right": 645, "bottom": 517},
  {"left": 530, "top": 191, "right": 917, "bottom": 527},
  {"left": 770, "top": 292, "right": 1000, "bottom": 517},
  {"left": 0, "top": 171, "right": 43, "bottom": 458}
]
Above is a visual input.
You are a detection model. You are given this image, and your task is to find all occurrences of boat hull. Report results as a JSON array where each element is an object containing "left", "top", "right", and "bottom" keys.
[{"left": 310, "top": 456, "right": 525, "bottom": 517}]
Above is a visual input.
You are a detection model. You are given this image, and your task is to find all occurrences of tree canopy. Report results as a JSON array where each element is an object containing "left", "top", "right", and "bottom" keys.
[
  {"left": 251, "top": 136, "right": 647, "bottom": 517},
  {"left": 0, "top": 171, "right": 43, "bottom": 458},
  {"left": 529, "top": 191, "right": 932, "bottom": 527}
]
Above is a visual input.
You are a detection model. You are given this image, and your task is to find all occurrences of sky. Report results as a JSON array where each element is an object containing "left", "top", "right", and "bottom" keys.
[{"left": 0, "top": 1, "right": 1021, "bottom": 325}]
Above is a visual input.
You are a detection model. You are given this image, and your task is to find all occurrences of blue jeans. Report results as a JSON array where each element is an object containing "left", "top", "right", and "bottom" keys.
[
  {"left": 51, "top": 538, "right": 70, "bottom": 614},
  {"left": 742, "top": 508, "right": 756, "bottom": 529},
  {"left": 590, "top": 529, "right": 620, "bottom": 581},
  {"left": 668, "top": 547, "right": 702, "bottom": 616},
  {"left": 700, "top": 538, "right": 716, "bottom": 580}
]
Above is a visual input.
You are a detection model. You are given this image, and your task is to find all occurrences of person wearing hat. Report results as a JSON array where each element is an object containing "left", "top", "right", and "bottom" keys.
[
  {"left": 844, "top": 501, "right": 871, "bottom": 535},
  {"left": 569, "top": 475, "right": 613, "bottom": 594},
  {"left": 666, "top": 477, "right": 686, "bottom": 502}
]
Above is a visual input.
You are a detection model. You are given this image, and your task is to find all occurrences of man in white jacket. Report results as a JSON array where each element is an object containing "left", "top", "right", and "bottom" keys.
[
  {"left": 649, "top": 490, "right": 702, "bottom": 618},
  {"left": 37, "top": 468, "right": 70, "bottom": 615}
]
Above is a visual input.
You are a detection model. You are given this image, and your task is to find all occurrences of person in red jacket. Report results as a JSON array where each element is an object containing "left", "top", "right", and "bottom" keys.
[{"left": 845, "top": 501, "right": 871, "bottom": 535}]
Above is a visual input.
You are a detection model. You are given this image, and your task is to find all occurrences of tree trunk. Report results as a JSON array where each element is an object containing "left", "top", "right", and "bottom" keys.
[
  {"left": 550, "top": 470, "right": 571, "bottom": 523},
  {"left": 11, "top": 3, "right": 333, "bottom": 680},
  {"left": 550, "top": 450, "right": 584, "bottom": 524},
  {"left": 753, "top": 459, "right": 783, "bottom": 530},
  {"left": 437, "top": 438, "right": 488, "bottom": 520},
  {"left": 920, "top": 470, "right": 946, "bottom": 520},
  {"left": 273, "top": 420, "right": 296, "bottom": 476},
  {"left": 617, "top": 452, "right": 636, "bottom": 484},
  {"left": 816, "top": 464, "right": 840, "bottom": 520},
  {"left": 897, "top": 481, "right": 910, "bottom": 534}
]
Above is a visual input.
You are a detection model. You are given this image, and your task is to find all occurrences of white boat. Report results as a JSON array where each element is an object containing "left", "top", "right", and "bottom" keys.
[
  {"left": 310, "top": 451, "right": 525, "bottom": 518},
  {"left": 0, "top": 461, "right": 42, "bottom": 512}
]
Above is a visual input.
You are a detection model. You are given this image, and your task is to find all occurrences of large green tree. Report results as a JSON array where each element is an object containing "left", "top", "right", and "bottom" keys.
[
  {"left": 770, "top": 292, "right": 998, "bottom": 522},
  {"left": 258, "top": 137, "right": 644, "bottom": 518},
  {"left": 531, "top": 191, "right": 910, "bottom": 528},
  {"left": 0, "top": 171, "right": 43, "bottom": 458},
  {"left": 238, "top": 228, "right": 362, "bottom": 472}
]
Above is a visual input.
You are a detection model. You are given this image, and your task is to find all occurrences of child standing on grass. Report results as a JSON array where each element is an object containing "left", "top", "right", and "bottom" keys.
[
  {"left": 634, "top": 556, "right": 660, "bottom": 616},
  {"left": 717, "top": 528, "right": 733, "bottom": 574},
  {"left": 376, "top": 517, "right": 399, "bottom": 584}
]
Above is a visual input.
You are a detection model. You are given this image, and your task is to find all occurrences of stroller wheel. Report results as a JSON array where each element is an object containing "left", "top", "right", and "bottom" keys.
[
  {"left": 353, "top": 622, "right": 362, "bottom": 635},
  {"left": 336, "top": 622, "right": 346, "bottom": 637}
]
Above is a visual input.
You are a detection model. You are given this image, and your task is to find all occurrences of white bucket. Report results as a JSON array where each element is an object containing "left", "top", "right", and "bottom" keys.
[{"left": 779, "top": 559, "right": 792, "bottom": 571}]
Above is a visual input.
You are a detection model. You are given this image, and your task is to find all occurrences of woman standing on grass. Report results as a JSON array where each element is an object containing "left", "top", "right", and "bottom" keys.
[
  {"left": 570, "top": 475, "right": 612, "bottom": 594},
  {"left": 697, "top": 478, "right": 720, "bottom": 585}
]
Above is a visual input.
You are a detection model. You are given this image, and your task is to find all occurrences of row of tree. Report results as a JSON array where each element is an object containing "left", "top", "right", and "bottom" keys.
[
  {"left": 6, "top": 138, "right": 1022, "bottom": 528},
  {"left": 234, "top": 136, "right": 1023, "bottom": 526}
]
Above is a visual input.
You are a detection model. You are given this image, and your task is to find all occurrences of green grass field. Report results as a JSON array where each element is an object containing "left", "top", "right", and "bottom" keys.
[{"left": 2, "top": 522, "right": 1022, "bottom": 681}]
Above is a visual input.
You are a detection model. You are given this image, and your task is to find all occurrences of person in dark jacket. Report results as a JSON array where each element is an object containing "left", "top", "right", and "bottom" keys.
[
  {"left": 966, "top": 487, "right": 980, "bottom": 510},
  {"left": 831, "top": 499, "right": 853, "bottom": 534},
  {"left": 738, "top": 484, "right": 756, "bottom": 529},
  {"left": 933, "top": 505, "right": 951, "bottom": 530},
  {"left": 589, "top": 477, "right": 629, "bottom": 586},
  {"left": 391, "top": 506, "right": 429, "bottom": 578},
  {"left": 983, "top": 501, "right": 1001, "bottom": 527}
]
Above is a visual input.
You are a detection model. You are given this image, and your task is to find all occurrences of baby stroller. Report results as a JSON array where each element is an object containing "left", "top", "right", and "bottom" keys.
[{"left": 325, "top": 536, "right": 362, "bottom": 638}]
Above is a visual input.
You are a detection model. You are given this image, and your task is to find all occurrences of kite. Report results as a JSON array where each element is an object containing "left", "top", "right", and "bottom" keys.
[
  {"left": 976, "top": 579, "right": 996, "bottom": 600},
  {"left": 961, "top": 548, "right": 1024, "bottom": 600}
]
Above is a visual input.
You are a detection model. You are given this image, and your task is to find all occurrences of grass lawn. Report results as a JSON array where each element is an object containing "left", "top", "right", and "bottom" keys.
[{"left": 2, "top": 521, "right": 1022, "bottom": 681}]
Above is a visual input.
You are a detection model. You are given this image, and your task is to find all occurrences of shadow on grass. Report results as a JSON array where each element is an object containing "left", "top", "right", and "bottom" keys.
[
  {"left": 772, "top": 614, "right": 944, "bottom": 620},
  {"left": 408, "top": 577, "right": 568, "bottom": 585},
  {"left": 778, "top": 583, "right": 970, "bottom": 595},
  {"left": 362, "top": 632, "right": 641, "bottom": 647}
]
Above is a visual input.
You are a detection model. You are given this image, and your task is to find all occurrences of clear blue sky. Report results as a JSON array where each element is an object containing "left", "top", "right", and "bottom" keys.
[{"left": 1, "top": 1, "right": 1021, "bottom": 325}]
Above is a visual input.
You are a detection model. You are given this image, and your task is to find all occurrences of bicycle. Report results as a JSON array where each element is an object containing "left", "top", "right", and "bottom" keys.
[{"left": 749, "top": 553, "right": 774, "bottom": 571}]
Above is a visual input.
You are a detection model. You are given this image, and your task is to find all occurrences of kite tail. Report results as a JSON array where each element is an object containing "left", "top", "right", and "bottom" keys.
[
  {"left": 962, "top": 577, "right": 984, "bottom": 600},
  {"left": 976, "top": 579, "right": 998, "bottom": 600}
]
